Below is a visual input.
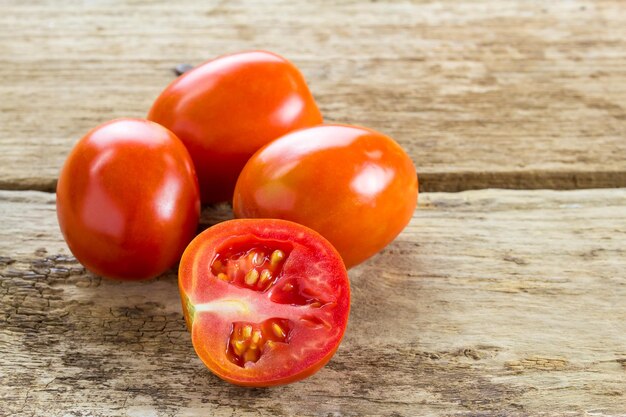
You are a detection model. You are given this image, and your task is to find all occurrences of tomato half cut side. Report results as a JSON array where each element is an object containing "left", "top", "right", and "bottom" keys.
[{"left": 178, "top": 219, "right": 350, "bottom": 387}]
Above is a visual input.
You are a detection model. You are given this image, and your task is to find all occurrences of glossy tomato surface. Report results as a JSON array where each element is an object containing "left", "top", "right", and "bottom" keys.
[
  {"left": 179, "top": 219, "right": 350, "bottom": 386},
  {"left": 148, "top": 51, "right": 323, "bottom": 204},
  {"left": 56, "top": 118, "right": 201, "bottom": 280},
  {"left": 233, "top": 124, "right": 418, "bottom": 268}
]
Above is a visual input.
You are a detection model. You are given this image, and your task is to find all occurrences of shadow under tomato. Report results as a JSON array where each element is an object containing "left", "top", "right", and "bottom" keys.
[{"left": 198, "top": 202, "right": 235, "bottom": 232}]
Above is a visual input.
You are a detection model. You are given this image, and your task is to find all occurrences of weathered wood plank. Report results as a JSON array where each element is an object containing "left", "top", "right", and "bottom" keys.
[
  {"left": 1, "top": 0, "right": 626, "bottom": 192},
  {"left": 1, "top": 189, "right": 624, "bottom": 416}
]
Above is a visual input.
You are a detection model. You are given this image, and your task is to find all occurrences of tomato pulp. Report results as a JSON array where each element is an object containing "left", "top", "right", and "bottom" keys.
[
  {"left": 179, "top": 219, "right": 350, "bottom": 386},
  {"left": 233, "top": 124, "right": 418, "bottom": 268},
  {"left": 56, "top": 118, "right": 201, "bottom": 280},
  {"left": 148, "top": 51, "right": 323, "bottom": 204}
]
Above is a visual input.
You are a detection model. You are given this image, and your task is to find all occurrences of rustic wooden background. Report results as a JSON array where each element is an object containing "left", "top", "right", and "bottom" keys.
[{"left": 1, "top": 1, "right": 625, "bottom": 416}]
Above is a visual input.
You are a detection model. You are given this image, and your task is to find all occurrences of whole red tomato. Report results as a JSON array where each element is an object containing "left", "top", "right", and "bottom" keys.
[
  {"left": 56, "top": 118, "right": 201, "bottom": 280},
  {"left": 233, "top": 124, "right": 418, "bottom": 268},
  {"left": 179, "top": 219, "right": 350, "bottom": 386},
  {"left": 148, "top": 51, "right": 323, "bottom": 204}
]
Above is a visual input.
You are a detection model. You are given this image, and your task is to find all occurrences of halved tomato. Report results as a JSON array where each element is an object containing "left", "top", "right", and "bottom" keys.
[{"left": 178, "top": 219, "right": 350, "bottom": 386}]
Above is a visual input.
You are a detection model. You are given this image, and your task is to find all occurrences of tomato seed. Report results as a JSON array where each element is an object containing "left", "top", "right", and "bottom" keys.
[
  {"left": 213, "top": 259, "right": 223, "bottom": 271},
  {"left": 272, "top": 323, "right": 286, "bottom": 339},
  {"left": 232, "top": 339, "right": 246, "bottom": 356},
  {"left": 250, "top": 251, "right": 264, "bottom": 266},
  {"left": 245, "top": 269, "right": 259, "bottom": 285},
  {"left": 270, "top": 250, "right": 284, "bottom": 266},
  {"left": 252, "top": 329, "right": 262, "bottom": 345},
  {"left": 259, "top": 269, "right": 271, "bottom": 284},
  {"left": 244, "top": 348, "right": 259, "bottom": 363},
  {"left": 242, "top": 325, "right": 252, "bottom": 339}
]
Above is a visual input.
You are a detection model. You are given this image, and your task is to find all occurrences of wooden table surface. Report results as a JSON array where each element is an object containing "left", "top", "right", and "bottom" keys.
[{"left": 1, "top": 1, "right": 625, "bottom": 416}]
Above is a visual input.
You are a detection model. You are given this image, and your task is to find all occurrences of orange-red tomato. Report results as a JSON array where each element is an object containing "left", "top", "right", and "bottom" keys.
[
  {"left": 233, "top": 124, "right": 418, "bottom": 268},
  {"left": 148, "top": 51, "right": 323, "bottom": 204},
  {"left": 179, "top": 219, "right": 350, "bottom": 386},
  {"left": 56, "top": 119, "right": 201, "bottom": 280}
]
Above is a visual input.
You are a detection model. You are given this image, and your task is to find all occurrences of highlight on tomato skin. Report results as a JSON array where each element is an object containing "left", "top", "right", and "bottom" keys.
[
  {"left": 56, "top": 118, "right": 201, "bottom": 281},
  {"left": 148, "top": 50, "right": 323, "bottom": 204},
  {"left": 233, "top": 124, "right": 418, "bottom": 268},
  {"left": 178, "top": 219, "right": 350, "bottom": 387}
]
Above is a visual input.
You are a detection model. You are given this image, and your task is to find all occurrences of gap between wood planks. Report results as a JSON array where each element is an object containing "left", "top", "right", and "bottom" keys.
[{"left": 2, "top": 169, "right": 626, "bottom": 195}]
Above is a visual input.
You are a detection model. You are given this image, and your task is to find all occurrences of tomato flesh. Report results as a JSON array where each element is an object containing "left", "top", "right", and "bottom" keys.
[{"left": 179, "top": 219, "right": 350, "bottom": 386}]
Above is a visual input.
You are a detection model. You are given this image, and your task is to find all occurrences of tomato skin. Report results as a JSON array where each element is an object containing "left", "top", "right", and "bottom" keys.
[
  {"left": 179, "top": 219, "right": 350, "bottom": 387},
  {"left": 148, "top": 51, "right": 323, "bottom": 204},
  {"left": 233, "top": 124, "right": 418, "bottom": 268},
  {"left": 56, "top": 118, "right": 201, "bottom": 280}
]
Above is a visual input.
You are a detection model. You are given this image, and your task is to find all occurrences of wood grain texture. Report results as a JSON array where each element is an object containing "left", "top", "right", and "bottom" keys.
[
  {"left": 1, "top": 189, "right": 625, "bottom": 416},
  {"left": 1, "top": 0, "right": 626, "bottom": 192}
]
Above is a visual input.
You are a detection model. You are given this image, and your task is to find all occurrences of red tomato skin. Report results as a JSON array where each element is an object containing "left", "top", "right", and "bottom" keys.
[
  {"left": 147, "top": 51, "right": 323, "bottom": 204},
  {"left": 179, "top": 219, "right": 350, "bottom": 387},
  {"left": 56, "top": 118, "right": 201, "bottom": 280},
  {"left": 233, "top": 124, "right": 418, "bottom": 268}
]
